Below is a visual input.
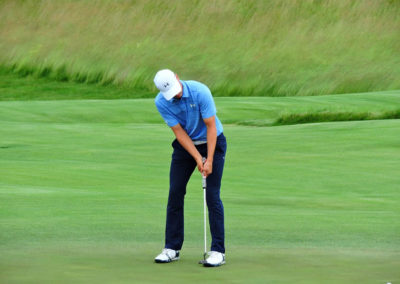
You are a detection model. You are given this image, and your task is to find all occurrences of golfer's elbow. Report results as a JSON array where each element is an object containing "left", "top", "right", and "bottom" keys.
[
  {"left": 204, "top": 116, "right": 216, "bottom": 130},
  {"left": 171, "top": 124, "right": 186, "bottom": 140}
]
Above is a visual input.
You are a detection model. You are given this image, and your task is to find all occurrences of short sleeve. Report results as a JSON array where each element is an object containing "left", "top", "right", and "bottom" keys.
[
  {"left": 198, "top": 84, "right": 216, "bottom": 119},
  {"left": 155, "top": 101, "right": 179, "bottom": 127}
]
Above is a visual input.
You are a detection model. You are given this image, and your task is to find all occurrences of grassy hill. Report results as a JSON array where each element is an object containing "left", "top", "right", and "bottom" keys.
[
  {"left": 1, "top": 0, "right": 399, "bottom": 97},
  {"left": 1, "top": 70, "right": 400, "bottom": 126}
]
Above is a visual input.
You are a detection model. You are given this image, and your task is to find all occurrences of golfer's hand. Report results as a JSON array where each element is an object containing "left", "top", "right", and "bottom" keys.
[
  {"left": 196, "top": 158, "right": 204, "bottom": 173},
  {"left": 203, "top": 159, "right": 213, "bottom": 177}
]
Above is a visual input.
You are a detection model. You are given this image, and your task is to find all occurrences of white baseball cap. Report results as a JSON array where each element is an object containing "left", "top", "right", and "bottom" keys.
[{"left": 154, "top": 69, "right": 182, "bottom": 101}]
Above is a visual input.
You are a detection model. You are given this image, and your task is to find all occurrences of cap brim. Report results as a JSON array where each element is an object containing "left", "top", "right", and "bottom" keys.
[{"left": 162, "top": 80, "right": 182, "bottom": 101}]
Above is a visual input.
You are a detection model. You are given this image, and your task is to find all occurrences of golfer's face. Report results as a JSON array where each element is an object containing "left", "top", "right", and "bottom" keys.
[{"left": 173, "top": 75, "right": 183, "bottom": 99}]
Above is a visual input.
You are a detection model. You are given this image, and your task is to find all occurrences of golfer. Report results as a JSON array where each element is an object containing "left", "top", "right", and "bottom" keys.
[{"left": 153, "top": 69, "right": 227, "bottom": 267}]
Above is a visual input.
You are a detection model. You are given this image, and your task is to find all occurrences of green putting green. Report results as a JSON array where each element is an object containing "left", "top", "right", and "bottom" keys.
[{"left": 0, "top": 97, "right": 399, "bottom": 283}]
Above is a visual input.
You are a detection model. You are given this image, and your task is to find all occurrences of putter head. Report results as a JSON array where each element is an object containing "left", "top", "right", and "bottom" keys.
[{"left": 198, "top": 252, "right": 207, "bottom": 264}]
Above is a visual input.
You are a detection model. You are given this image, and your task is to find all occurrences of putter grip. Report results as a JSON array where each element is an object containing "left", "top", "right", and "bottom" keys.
[{"left": 202, "top": 157, "right": 207, "bottom": 189}]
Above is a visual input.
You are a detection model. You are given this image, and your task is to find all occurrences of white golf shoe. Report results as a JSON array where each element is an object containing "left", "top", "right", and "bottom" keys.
[
  {"left": 203, "top": 251, "right": 225, "bottom": 267},
  {"left": 154, "top": 248, "right": 180, "bottom": 263}
]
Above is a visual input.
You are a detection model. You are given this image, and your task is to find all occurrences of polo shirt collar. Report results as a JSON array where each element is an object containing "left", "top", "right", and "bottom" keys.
[{"left": 181, "top": 81, "right": 189, "bottom": 98}]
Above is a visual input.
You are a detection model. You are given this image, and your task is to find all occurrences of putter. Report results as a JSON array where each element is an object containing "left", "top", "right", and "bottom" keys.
[{"left": 198, "top": 157, "right": 207, "bottom": 264}]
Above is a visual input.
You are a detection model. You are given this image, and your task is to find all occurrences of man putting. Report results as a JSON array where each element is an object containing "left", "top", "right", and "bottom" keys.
[{"left": 153, "top": 69, "right": 227, "bottom": 267}]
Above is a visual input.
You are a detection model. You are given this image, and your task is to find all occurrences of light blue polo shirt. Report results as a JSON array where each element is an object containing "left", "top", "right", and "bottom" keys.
[{"left": 155, "top": 80, "right": 223, "bottom": 141}]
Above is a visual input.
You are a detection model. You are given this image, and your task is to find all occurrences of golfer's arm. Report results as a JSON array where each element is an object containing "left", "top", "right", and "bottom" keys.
[
  {"left": 204, "top": 116, "right": 217, "bottom": 163},
  {"left": 171, "top": 124, "right": 202, "bottom": 164}
]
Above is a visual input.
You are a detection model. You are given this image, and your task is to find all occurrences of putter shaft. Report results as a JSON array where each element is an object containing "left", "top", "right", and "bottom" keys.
[{"left": 202, "top": 157, "right": 207, "bottom": 263}]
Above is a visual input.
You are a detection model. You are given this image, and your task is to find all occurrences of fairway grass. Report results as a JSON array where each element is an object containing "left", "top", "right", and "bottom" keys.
[
  {"left": 0, "top": 98, "right": 399, "bottom": 283},
  {"left": 1, "top": 246, "right": 398, "bottom": 284}
]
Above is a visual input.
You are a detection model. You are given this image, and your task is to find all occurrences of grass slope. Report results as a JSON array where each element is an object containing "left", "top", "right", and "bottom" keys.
[
  {"left": 1, "top": 0, "right": 399, "bottom": 96},
  {"left": 1, "top": 78, "right": 399, "bottom": 126},
  {"left": 0, "top": 98, "right": 399, "bottom": 283}
]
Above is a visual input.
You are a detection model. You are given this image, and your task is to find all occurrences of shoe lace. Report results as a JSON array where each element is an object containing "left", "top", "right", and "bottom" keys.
[{"left": 162, "top": 248, "right": 175, "bottom": 257}]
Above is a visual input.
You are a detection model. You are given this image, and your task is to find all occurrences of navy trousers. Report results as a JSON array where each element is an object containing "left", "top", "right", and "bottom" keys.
[{"left": 165, "top": 133, "right": 227, "bottom": 253}]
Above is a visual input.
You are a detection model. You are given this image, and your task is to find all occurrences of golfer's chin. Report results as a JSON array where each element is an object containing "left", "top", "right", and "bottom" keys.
[{"left": 174, "top": 92, "right": 183, "bottom": 99}]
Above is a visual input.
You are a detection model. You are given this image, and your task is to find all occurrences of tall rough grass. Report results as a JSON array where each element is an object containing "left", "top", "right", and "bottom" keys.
[
  {"left": 273, "top": 109, "right": 400, "bottom": 126},
  {"left": 0, "top": 0, "right": 399, "bottom": 97}
]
